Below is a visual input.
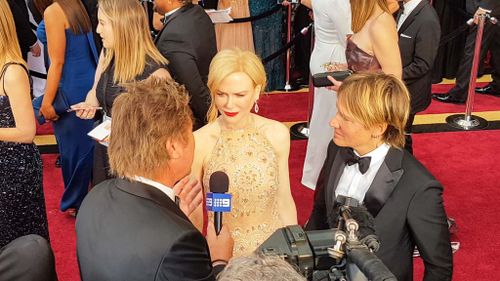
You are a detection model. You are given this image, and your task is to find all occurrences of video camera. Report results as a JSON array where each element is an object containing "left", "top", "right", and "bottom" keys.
[{"left": 257, "top": 200, "right": 397, "bottom": 281}]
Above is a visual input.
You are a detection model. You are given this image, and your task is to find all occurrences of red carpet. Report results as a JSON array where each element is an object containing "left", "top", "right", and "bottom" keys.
[
  {"left": 43, "top": 129, "right": 500, "bottom": 280},
  {"left": 258, "top": 82, "right": 500, "bottom": 123}
]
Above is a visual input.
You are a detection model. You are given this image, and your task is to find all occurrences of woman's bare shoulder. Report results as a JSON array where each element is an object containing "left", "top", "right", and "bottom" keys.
[{"left": 255, "top": 115, "right": 290, "bottom": 147}]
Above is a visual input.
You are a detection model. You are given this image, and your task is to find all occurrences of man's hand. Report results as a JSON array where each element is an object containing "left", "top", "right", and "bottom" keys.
[
  {"left": 30, "top": 42, "right": 42, "bottom": 57},
  {"left": 173, "top": 176, "right": 203, "bottom": 217},
  {"left": 206, "top": 224, "right": 233, "bottom": 263},
  {"left": 326, "top": 75, "right": 342, "bottom": 92}
]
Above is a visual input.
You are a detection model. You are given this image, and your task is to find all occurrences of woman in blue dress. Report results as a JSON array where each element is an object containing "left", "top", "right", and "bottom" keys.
[{"left": 37, "top": 0, "right": 98, "bottom": 215}]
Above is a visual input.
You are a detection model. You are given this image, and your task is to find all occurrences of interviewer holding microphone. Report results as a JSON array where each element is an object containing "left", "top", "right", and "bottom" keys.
[
  {"left": 306, "top": 73, "right": 453, "bottom": 281},
  {"left": 76, "top": 77, "right": 233, "bottom": 281},
  {"left": 72, "top": 0, "right": 170, "bottom": 186}
]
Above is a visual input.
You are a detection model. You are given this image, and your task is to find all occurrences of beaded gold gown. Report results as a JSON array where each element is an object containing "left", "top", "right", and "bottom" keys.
[{"left": 202, "top": 125, "right": 283, "bottom": 257}]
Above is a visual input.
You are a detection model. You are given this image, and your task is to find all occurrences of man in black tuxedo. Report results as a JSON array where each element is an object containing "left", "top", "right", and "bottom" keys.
[
  {"left": 433, "top": 0, "right": 500, "bottom": 103},
  {"left": 396, "top": 0, "right": 440, "bottom": 153},
  {"left": 7, "top": 0, "right": 41, "bottom": 60},
  {"left": 76, "top": 77, "right": 233, "bottom": 281},
  {"left": 306, "top": 73, "right": 453, "bottom": 281},
  {"left": 154, "top": 0, "right": 217, "bottom": 129}
]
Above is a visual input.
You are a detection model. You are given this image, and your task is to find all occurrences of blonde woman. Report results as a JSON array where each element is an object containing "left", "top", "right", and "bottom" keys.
[
  {"left": 73, "top": 0, "right": 170, "bottom": 186},
  {"left": 0, "top": 0, "right": 48, "bottom": 247},
  {"left": 191, "top": 49, "right": 297, "bottom": 257}
]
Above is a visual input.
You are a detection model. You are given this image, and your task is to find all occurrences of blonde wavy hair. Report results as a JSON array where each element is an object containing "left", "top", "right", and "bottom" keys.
[
  {"left": 350, "top": 0, "right": 390, "bottom": 33},
  {"left": 206, "top": 48, "right": 267, "bottom": 122},
  {"left": 337, "top": 72, "right": 410, "bottom": 148},
  {"left": 98, "top": 0, "right": 167, "bottom": 84},
  {"left": 0, "top": 0, "right": 26, "bottom": 67},
  {"left": 108, "top": 77, "right": 193, "bottom": 179}
]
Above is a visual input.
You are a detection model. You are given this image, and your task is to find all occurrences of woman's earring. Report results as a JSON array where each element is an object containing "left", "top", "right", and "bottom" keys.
[{"left": 254, "top": 100, "right": 259, "bottom": 113}]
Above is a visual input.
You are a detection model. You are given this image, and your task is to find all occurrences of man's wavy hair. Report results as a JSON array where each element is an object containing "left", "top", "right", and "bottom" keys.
[
  {"left": 337, "top": 72, "right": 410, "bottom": 149},
  {"left": 108, "top": 77, "right": 193, "bottom": 179}
]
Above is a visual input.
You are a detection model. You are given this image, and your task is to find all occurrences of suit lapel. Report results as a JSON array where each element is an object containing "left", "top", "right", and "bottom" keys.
[
  {"left": 154, "top": 4, "right": 193, "bottom": 44},
  {"left": 363, "top": 147, "right": 404, "bottom": 217},
  {"left": 326, "top": 148, "right": 346, "bottom": 219},
  {"left": 398, "top": 0, "right": 427, "bottom": 35},
  {"left": 115, "top": 178, "right": 188, "bottom": 220}
]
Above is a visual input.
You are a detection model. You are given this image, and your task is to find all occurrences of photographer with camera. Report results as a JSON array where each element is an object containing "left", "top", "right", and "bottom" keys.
[{"left": 306, "top": 73, "right": 453, "bottom": 281}]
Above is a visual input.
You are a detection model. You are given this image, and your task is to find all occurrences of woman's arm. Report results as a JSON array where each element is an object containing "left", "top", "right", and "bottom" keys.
[
  {"left": 268, "top": 121, "right": 298, "bottom": 226},
  {"left": 73, "top": 51, "right": 105, "bottom": 119},
  {"left": 40, "top": 4, "right": 66, "bottom": 121},
  {"left": 370, "top": 15, "right": 402, "bottom": 79},
  {"left": 0, "top": 65, "right": 35, "bottom": 143}
]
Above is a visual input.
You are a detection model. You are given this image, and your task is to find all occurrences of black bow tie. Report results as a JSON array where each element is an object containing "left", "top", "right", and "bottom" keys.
[
  {"left": 341, "top": 148, "right": 372, "bottom": 175},
  {"left": 396, "top": 2, "right": 405, "bottom": 22}
]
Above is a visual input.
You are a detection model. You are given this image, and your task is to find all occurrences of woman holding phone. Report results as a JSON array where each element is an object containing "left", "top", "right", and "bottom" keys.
[{"left": 72, "top": 0, "right": 170, "bottom": 186}]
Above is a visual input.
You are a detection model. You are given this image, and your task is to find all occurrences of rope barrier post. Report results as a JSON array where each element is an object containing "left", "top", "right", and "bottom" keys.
[
  {"left": 284, "top": 3, "right": 293, "bottom": 91},
  {"left": 446, "top": 13, "right": 497, "bottom": 130},
  {"left": 290, "top": 23, "right": 314, "bottom": 140}
]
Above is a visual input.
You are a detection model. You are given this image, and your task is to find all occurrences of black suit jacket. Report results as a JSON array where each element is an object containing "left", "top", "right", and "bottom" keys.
[
  {"left": 155, "top": 4, "right": 217, "bottom": 130},
  {"left": 306, "top": 142, "right": 453, "bottom": 281},
  {"left": 398, "top": 0, "right": 441, "bottom": 114},
  {"left": 76, "top": 178, "right": 222, "bottom": 281},
  {"left": 7, "top": 0, "right": 37, "bottom": 60}
]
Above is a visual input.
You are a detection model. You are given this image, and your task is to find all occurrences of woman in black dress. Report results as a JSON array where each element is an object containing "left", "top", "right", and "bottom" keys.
[
  {"left": 0, "top": 0, "right": 49, "bottom": 248},
  {"left": 72, "top": 0, "right": 170, "bottom": 186}
]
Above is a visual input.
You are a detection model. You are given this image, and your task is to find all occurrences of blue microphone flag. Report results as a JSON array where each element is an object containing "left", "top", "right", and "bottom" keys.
[{"left": 206, "top": 193, "right": 232, "bottom": 212}]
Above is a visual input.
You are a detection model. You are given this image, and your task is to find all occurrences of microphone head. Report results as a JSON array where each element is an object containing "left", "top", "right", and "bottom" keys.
[{"left": 209, "top": 171, "right": 229, "bottom": 193}]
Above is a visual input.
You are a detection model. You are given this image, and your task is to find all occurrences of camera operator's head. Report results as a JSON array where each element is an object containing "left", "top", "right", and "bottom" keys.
[
  {"left": 331, "top": 72, "right": 409, "bottom": 155},
  {"left": 217, "top": 254, "right": 306, "bottom": 281},
  {"left": 108, "top": 77, "right": 194, "bottom": 185}
]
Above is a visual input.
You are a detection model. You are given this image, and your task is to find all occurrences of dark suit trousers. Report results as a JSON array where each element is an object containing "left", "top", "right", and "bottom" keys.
[{"left": 449, "top": 22, "right": 500, "bottom": 100}]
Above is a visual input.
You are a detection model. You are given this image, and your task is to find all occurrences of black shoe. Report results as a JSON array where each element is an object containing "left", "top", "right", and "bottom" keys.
[
  {"left": 432, "top": 94, "right": 465, "bottom": 104},
  {"left": 55, "top": 155, "right": 61, "bottom": 168},
  {"left": 475, "top": 84, "right": 500, "bottom": 96}
]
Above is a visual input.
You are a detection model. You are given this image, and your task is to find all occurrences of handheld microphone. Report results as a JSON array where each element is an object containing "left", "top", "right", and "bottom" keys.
[{"left": 206, "top": 171, "right": 231, "bottom": 235}]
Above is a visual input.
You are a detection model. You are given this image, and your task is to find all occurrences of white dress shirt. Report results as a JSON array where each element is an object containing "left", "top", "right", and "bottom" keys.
[
  {"left": 335, "top": 143, "right": 391, "bottom": 203},
  {"left": 397, "top": 0, "right": 424, "bottom": 30},
  {"left": 134, "top": 176, "right": 175, "bottom": 202}
]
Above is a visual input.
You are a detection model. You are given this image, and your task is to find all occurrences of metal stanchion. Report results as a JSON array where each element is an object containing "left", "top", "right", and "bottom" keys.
[
  {"left": 284, "top": 3, "right": 293, "bottom": 91},
  {"left": 446, "top": 13, "right": 497, "bottom": 130},
  {"left": 290, "top": 24, "right": 314, "bottom": 139}
]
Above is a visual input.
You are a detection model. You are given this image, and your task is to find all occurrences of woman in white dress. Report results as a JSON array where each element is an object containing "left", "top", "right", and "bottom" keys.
[{"left": 299, "top": 0, "right": 352, "bottom": 189}]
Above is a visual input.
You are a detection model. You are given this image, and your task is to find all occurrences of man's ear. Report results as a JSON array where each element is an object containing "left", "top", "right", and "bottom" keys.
[
  {"left": 166, "top": 138, "right": 183, "bottom": 160},
  {"left": 373, "top": 123, "right": 388, "bottom": 137}
]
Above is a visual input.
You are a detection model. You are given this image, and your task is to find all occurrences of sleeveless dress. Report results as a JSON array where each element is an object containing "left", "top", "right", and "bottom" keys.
[
  {"left": 346, "top": 37, "right": 382, "bottom": 72},
  {"left": 302, "top": 0, "right": 351, "bottom": 189},
  {"left": 0, "top": 64, "right": 49, "bottom": 248},
  {"left": 37, "top": 20, "right": 98, "bottom": 211},
  {"left": 202, "top": 122, "right": 282, "bottom": 257},
  {"left": 92, "top": 59, "right": 167, "bottom": 186}
]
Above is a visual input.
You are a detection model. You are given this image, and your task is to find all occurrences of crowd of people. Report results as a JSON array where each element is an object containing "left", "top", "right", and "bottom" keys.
[{"left": 2, "top": 0, "right": 499, "bottom": 280}]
